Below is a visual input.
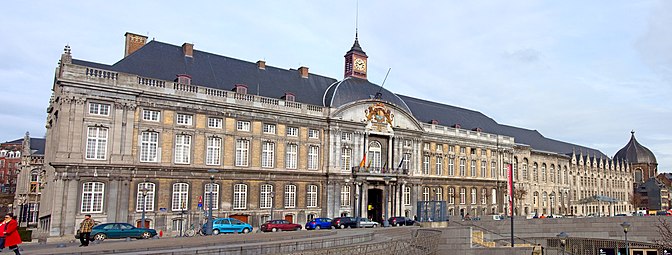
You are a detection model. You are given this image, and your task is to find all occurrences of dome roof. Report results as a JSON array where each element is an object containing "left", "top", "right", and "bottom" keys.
[
  {"left": 613, "top": 131, "right": 657, "bottom": 164},
  {"left": 323, "top": 77, "right": 412, "bottom": 114}
]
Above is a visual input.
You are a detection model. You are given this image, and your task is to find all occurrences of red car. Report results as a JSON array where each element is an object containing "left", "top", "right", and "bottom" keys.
[{"left": 261, "top": 220, "right": 302, "bottom": 232}]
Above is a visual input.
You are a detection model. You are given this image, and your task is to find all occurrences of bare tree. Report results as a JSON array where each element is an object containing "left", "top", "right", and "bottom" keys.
[
  {"left": 513, "top": 188, "right": 527, "bottom": 216},
  {"left": 629, "top": 193, "right": 646, "bottom": 209},
  {"left": 655, "top": 218, "right": 672, "bottom": 248}
]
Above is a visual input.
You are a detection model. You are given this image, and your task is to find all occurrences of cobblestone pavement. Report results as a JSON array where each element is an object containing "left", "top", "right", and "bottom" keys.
[{"left": 23, "top": 227, "right": 419, "bottom": 255}]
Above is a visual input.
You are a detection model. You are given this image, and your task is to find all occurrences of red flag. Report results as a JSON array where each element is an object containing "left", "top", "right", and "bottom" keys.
[
  {"left": 359, "top": 152, "right": 367, "bottom": 167},
  {"left": 507, "top": 164, "right": 513, "bottom": 216}
]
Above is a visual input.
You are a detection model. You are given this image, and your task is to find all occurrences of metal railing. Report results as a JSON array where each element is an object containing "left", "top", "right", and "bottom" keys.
[
  {"left": 287, "top": 229, "right": 442, "bottom": 255},
  {"left": 546, "top": 236, "right": 667, "bottom": 255}
]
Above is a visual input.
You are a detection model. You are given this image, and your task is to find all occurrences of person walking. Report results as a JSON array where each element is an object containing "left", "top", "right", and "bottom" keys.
[
  {"left": 78, "top": 214, "right": 95, "bottom": 247},
  {"left": 2, "top": 213, "right": 22, "bottom": 255}
]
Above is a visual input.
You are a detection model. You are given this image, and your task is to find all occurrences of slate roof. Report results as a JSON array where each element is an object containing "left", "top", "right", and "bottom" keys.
[
  {"left": 70, "top": 39, "right": 609, "bottom": 158},
  {"left": 614, "top": 131, "right": 657, "bottom": 164},
  {"left": 0, "top": 138, "right": 45, "bottom": 155}
]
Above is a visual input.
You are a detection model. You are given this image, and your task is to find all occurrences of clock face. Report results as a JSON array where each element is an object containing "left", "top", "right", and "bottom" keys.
[{"left": 354, "top": 58, "right": 366, "bottom": 72}]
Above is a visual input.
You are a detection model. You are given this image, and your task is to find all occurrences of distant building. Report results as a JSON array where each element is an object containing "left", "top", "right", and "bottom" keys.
[
  {"left": 1, "top": 133, "right": 45, "bottom": 226},
  {"left": 613, "top": 131, "right": 658, "bottom": 184}
]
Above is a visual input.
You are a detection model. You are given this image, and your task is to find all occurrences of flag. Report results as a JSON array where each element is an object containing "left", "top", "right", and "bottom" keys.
[
  {"left": 397, "top": 156, "right": 404, "bottom": 169},
  {"left": 359, "top": 152, "right": 367, "bottom": 167}
]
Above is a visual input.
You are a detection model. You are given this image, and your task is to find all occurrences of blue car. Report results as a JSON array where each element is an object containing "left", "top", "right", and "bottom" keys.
[
  {"left": 305, "top": 218, "right": 332, "bottom": 230},
  {"left": 204, "top": 218, "right": 253, "bottom": 235}
]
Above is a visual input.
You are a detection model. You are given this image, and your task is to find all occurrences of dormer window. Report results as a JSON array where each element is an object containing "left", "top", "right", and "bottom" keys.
[
  {"left": 176, "top": 74, "right": 191, "bottom": 85},
  {"left": 282, "top": 92, "right": 295, "bottom": 102},
  {"left": 453, "top": 124, "right": 461, "bottom": 129},
  {"left": 430, "top": 120, "right": 439, "bottom": 125},
  {"left": 472, "top": 128, "right": 482, "bottom": 132},
  {"left": 233, "top": 84, "right": 248, "bottom": 94}
]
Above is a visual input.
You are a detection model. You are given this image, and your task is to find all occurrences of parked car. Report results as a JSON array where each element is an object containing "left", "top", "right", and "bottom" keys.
[
  {"left": 358, "top": 218, "right": 379, "bottom": 228},
  {"left": 388, "top": 217, "right": 415, "bottom": 226},
  {"left": 331, "top": 217, "right": 358, "bottom": 229},
  {"left": 305, "top": 218, "right": 332, "bottom": 230},
  {"left": 261, "top": 220, "right": 302, "bottom": 232},
  {"left": 90, "top": 223, "right": 157, "bottom": 241},
  {"left": 204, "top": 218, "right": 253, "bottom": 235}
]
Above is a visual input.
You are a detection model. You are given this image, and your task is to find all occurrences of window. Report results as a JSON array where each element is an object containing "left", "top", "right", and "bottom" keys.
[
  {"left": 308, "top": 129, "right": 319, "bottom": 139},
  {"left": 136, "top": 182, "right": 155, "bottom": 212},
  {"left": 307, "top": 185, "right": 318, "bottom": 208},
  {"left": 176, "top": 114, "right": 193, "bottom": 125},
  {"left": 286, "top": 144, "right": 298, "bottom": 169},
  {"left": 533, "top": 163, "right": 538, "bottom": 182},
  {"left": 550, "top": 165, "right": 555, "bottom": 183},
  {"left": 422, "top": 187, "right": 430, "bottom": 201},
  {"left": 171, "top": 183, "right": 189, "bottom": 211},
  {"left": 369, "top": 141, "right": 382, "bottom": 169},
  {"left": 236, "top": 121, "right": 250, "bottom": 131},
  {"left": 423, "top": 143, "right": 430, "bottom": 151},
  {"left": 341, "top": 185, "right": 351, "bottom": 207},
  {"left": 287, "top": 127, "right": 299, "bottom": 137},
  {"left": 404, "top": 139, "right": 412, "bottom": 147},
  {"left": 448, "top": 188, "right": 455, "bottom": 204},
  {"left": 471, "top": 188, "right": 477, "bottom": 204},
  {"left": 81, "top": 182, "right": 104, "bottom": 213},
  {"left": 403, "top": 186, "right": 411, "bottom": 205},
  {"left": 284, "top": 185, "right": 296, "bottom": 208},
  {"left": 533, "top": 192, "right": 539, "bottom": 206},
  {"left": 86, "top": 127, "right": 108, "bottom": 160},
  {"left": 206, "top": 137, "right": 222, "bottom": 165},
  {"left": 402, "top": 153, "right": 411, "bottom": 170},
  {"left": 470, "top": 160, "right": 476, "bottom": 176},
  {"left": 341, "top": 132, "right": 352, "bottom": 141},
  {"left": 436, "top": 144, "right": 443, "bottom": 152},
  {"left": 260, "top": 184, "right": 273, "bottom": 209},
  {"left": 263, "top": 124, "right": 276, "bottom": 134},
  {"left": 142, "top": 109, "right": 160, "bottom": 122},
  {"left": 460, "top": 147, "right": 466, "bottom": 154},
  {"left": 481, "top": 161, "right": 486, "bottom": 177},
  {"left": 261, "top": 142, "right": 275, "bottom": 168},
  {"left": 448, "top": 157, "right": 455, "bottom": 176},
  {"left": 140, "top": 132, "right": 159, "bottom": 162},
  {"left": 436, "top": 156, "right": 443, "bottom": 175},
  {"left": 88, "top": 102, "right": 110, "bottom": 116},
  {"left": 481, "top": 188, "right": 487, "bottom": 204},
  {"left": 308, "top": 145, "right": 319, "bottom": 170},
  {"left": 233, "top": 184, "right": 247, "bottom": 210},
  {"left": 235, "top": 139, "right": 249, "bottom": 167},
  {"left": 174, "top": 134, "right": 191, "bottom": 164},
  {"left": 541, "top": 164, "right": 547, "bottom": 182},
  {"left": 491, "top": 162, "right": 497, "bottom": 178},
  {"left": 29, "top": 172, "right": 39, "bottom": 193},
  {"left": 435, "top": 187, "right": 443, "bottom": 201},
  {"left": 522, "top": 159, "right": 529, "bottom": 180},
  {"left": 204, "top": 183, "right": 219, "bottom": 210},
  {"left": 207, "top": 117, "right": 222, "bottom": 128},
  {"left": 449, "top": 145, "right": 455, "bottom": 153},
  {"left": 422, "top": 155, "right": 430, "bottom": 175},
  {"left": 491, "top": 189, "right": 497, "bottom": 204},
  {"left": 341, "top": 148, "right": 352, "bottom": 171},
  {"left": 459, "top": 159, "right": 466, "bottom": 176},
  {"left": 460, "top": 188, "right": 466, "bottom": 204}
]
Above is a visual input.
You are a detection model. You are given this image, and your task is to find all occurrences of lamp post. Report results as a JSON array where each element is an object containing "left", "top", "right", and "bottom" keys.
[
  {"left": 621, "top": 222, "right": 630, "bottom": 255},
  {"left": 139, "top": 183, "right": 149, "bottom": 229},
  {"left": 557, "top": 232, "right": 568, "bottom": 255},
  {"left": 354, "top": 180, "right": 362, "bottom": 228},
  {"left": 269, "top": 191, "right": 275, "bottom": 220},
  {"left": 206, "top": 169, "right": 218, "bottom": 235},
  {"left": 383, "top": 176, "right": 391, "bottom": 227},
  {"left": 179, "top": 202, "right": 186, "bottom": 237}
]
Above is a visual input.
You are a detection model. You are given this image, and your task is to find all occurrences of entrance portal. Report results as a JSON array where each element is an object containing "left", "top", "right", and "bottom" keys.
[{"left": 367, "top": 189, "right": 383, "bottom": 223}]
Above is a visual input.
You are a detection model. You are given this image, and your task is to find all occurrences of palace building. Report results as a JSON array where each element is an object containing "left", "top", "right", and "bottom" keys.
[{"left": 38, "top": 32, "right": 636, "bottom": 238}]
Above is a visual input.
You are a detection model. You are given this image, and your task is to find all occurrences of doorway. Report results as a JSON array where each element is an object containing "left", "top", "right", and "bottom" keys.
[
  {"left": 231, "top": 215, "right": 249, "bottom": 223},
  {"left": 284, "top": 214, "right": 294, "bottom": 223},
  {"left": 367, "top": 189, "right": 383, "bottom": 223},
  {"left": 136, "top": 220, "right": 150, "bottom": 228}
]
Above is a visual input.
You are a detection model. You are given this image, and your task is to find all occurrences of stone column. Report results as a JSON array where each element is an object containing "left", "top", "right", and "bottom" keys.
[{"left": 62, "top": 178, "right": 79, "bottom": 236}]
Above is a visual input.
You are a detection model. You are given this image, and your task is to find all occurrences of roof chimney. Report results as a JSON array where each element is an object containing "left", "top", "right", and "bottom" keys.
[
  {"left": 257, "top": 60, "right": 266, "bottom": 70},
  {"left": 182, "top": 43, "right": 194, "bottom": 58},
  {"left": 124, "top": 32, "right": 148, "bottom": 57},
  {"left": 298, "top": 66, "right": 309, "bottom": 78}
]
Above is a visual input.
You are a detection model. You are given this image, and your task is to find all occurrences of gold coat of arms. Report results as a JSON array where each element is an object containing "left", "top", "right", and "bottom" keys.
[{"left": 365, "top": 102, "right": 394, "bottom": 125}]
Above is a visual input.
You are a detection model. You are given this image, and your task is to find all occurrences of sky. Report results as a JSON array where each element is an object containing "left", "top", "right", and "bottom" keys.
[{"left": 1, "top": 1, "right": 670, "bottom": 171}]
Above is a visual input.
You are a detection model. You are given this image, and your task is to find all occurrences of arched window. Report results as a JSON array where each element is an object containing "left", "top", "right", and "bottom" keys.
[
  {"left": 522, "top": 159, "right": 528, "bottom": 180},
  {"left": 541, "top": 164, "right": 547, "bottom": 182},
  {"left": 448, "top": 187, "right": 455, "bottom": 204},
  {"left": 233, "top": 183, "right": 247, "bottom": 210},
  {"left": 29, "top": 171, "right": 40, "bottom": 193},
  {"left": 460, "top": 188, "right": 466, "bottom": 204},
  {"left": 81, "top": 182, "right": 105, "bottom": 213},
  {"left": 136, "top": 182, "right": 155, "bottom": 212},
  {"left": 284, "top": 184, "right": 297, "bottom": 208},
  {"left": 481, "top": 188, "right": 487, "bottom": 204},
  {"left": 423, "top": 187, "right": 430, "bottom": 201},
  {"left": 471, "top": 188, "right": 477, "bottom": 205},
  {"left": 171, "top": 183, "right": 189, "bottom": 211},
  {"left": 532, "top": 163, "right": 539, "bottom": 182},
  {"left": 542, "top": 192, "right": 548, "bottom": 207},
  {"left": 435, "top": 187, "right": 443, "bottom": 201},
  {"left": 204, "top": 183, "right": 219, "bottom": 210},
  {"left": 533, "top": 192, "right": 539, "bottom": 206},
  {"left": 403, "top": 186, "right": 411, "bottom": 205},
  {"left": 260, "top": 184, "right": 273, "bottom": 209},
  {"left": 341, "top": 185, "right": 351, "bottom": 207},
  {"left": 634, "top": 169, "right": 643, "bottom": 183},
  {"left": 368, "top": 141, "right": 382, "bottom": 169},
  {"left": 307, "top": 185, "right": 318, "bottom": 208}
]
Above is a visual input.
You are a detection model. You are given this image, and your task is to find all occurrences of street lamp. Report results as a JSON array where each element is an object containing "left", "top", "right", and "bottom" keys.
[
  {"left": 354, "top": 180, "right": 362, "bottom": 228},
  {"left": 557, "top": 232, "right": 568, "bottom": 255},
  {"left": 139, "top": 183, "right": 150, "bottom": 229},
  {"left": 621, "top": 222, "right": 631, "bottom": 255},
  {"left": 269, "top": 191, "right": 275, "bottom": 220},
  {"left": 383, "top": 176, "right": 392, "bottom": 227},
  {"left": 206, "top": 169, "right": 218, "bottom": 235}
]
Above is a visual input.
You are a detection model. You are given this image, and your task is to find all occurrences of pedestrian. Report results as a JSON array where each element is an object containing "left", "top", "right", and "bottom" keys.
[
  {"left": 2, "top": 213, "right": 22, "bottom": 254},
  {"left": 78, "top": 214, "right": 95, "bottom": 247}
]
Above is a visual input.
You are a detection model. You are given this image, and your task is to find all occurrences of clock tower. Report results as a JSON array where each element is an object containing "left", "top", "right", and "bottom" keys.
[{"left": 344, "top": 33, "right": 368, "bottom": 79}]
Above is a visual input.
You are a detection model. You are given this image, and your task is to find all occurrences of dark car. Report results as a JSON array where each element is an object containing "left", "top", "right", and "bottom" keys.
[
  {"left": 305, "top": 218, "right": 332, "bottom": 230},
  {"left": 260, "top": 220, "right": 302, "bottom": 232},
  {"left": 331, "top": 217, "right": 358, "bottom": 229},
  {"left": 90, "top": 223, "right": 157, "bottom": 241},
  {"left": 388, "top": 217, "right": 415, "bottom": 226}
]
